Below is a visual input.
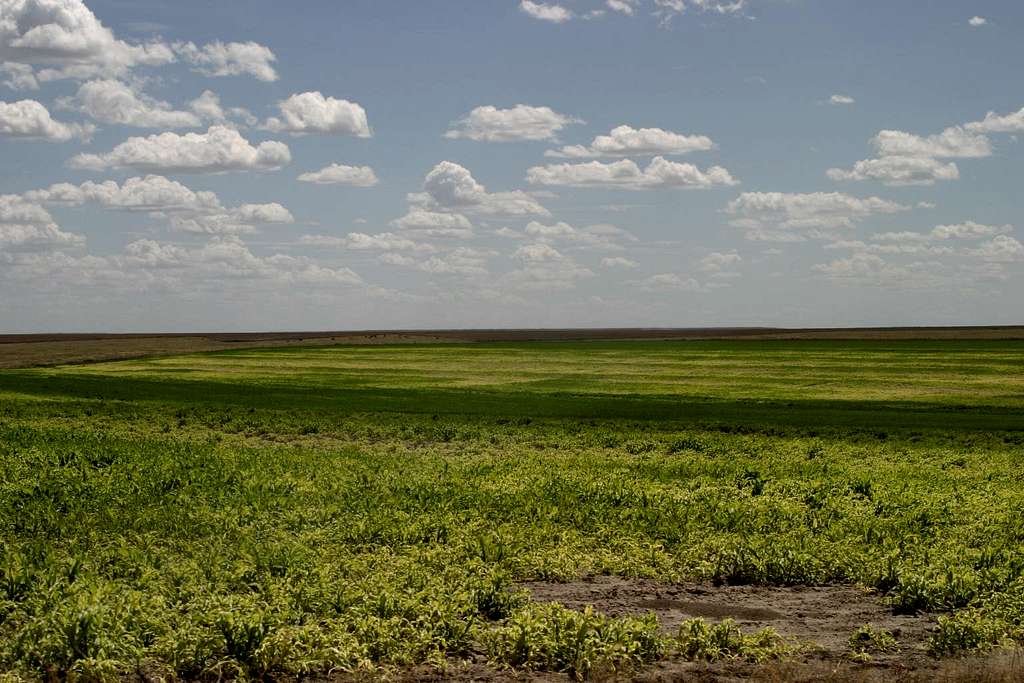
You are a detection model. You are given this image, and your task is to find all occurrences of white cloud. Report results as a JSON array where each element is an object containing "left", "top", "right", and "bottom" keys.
[
  {"left": 601, "top": 256, "right": 638, "bottom": 268},
  {"left": 872, "top": 126, "right": 991, "bottom": 159},
  {"left": 726, "top": 191, "right": 911, "bottom": 240},
  {"left": 173, "top": 41, "right": 278, "bottom": 82},
  {"left": 830, "top": 118, "right": 996, "bottom": 189},
  {"left": 187, "top": 90, "right": 256, "bottom": 127},
  {"left": 631, "top": 272, "right": 702, "bottom": 292},
  {"left": 0, "top": 194, "right": 52, "bottom": 224},
  {"left": 968, "top": 235, "right": 1024, "bottom": 262},
  {"left": 829, "top": 94, "right": 855, "bottom": 105},
  {"left": 874, "top": 221, "right": 1012, "bottom": 244},
  {"left": 234, "top": 203, "right": 293, "bottom": 224},
  {"left": 414, "top": 161, "right": 550, "bottom": 216},
  {"left": 545, "top": 124, "right": 714, "bottom": 158},
  {"left": 298, "top": 163, "right": 379, "bottom": 187},
  {"left": 391, "top": 209, "right": 474, "bottom": 238},
  {"left": 519, "top": 0, "right": 573, "bottom": 23},
  {"left": 0, "top": 0, "right": 175, "bottom": 82},
  {"left": 416, "top": 247, "right": 494, "bottom": 275},
  {"left": 26, "top": 175, "right": 293, "bottom": 236},
  {"left": 123, "top": 236, "right": 364, "bottom": 285},
  {"left": 0, "top": 194, "right": 84, "bottom": 251},
  {"left": 501, "top": 246, "right": 594, "bottom": 290},
  {"left": 523, "top": 220, "right": 637, "bottom": 250},
  {"left": 826, "top": 156, "right": 960, "bottom": 186},
  {"left": 699, "top": 250, "right": 741, "bottom": 272},
  {"left": 607, "top": 0, "right": 639, "bottom": 15},
  {"left": 823, "top": 239, "right": 955, "bottom": 257},
  {"left": 1, "top": 62, "right": 38, "bottom": 90},
  {"left": 26, "top": 175, "right": 221, "bottom": 212},
  {"left": 0, "top": 98, "right": 93, "bottom": 140},
  {"left": 68, "top": 125, "right": 291, "bottom": 173},
  {"left": 301, "top": 231, "right": 434, "bottom": 252},
  {"left": 263, "top": 91, "right": 371, "bottom": 137},
  {"left": 0, "top": 221, "right": 84, "bottom": 250},
  {"left": 527, "top": 156, "right": 737, "bottom": 190},
  {"left": 445, "top": 104, "right": 581, "bottom": 142},
  {"left": 514, "top": 242, "right": 563, "bottom": 262},
  {"left": 968, "top": 16, "right": 987, "bottom": 27},
  {"left": 965, "top": 106, "right": 1024, "bottom": 134},
  {"left": 654, "top": 0, "right": 746, "bottom": 26},
  {"left": 58, "top": 79, "right": 200, "bottom": 128}
]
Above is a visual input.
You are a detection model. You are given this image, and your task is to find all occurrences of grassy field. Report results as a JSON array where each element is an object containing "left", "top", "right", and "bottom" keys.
[{"left": 2, "top": 340, "right": 1024, "bottom": 680}]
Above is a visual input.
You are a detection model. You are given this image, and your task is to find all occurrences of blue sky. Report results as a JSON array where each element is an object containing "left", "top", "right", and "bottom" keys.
[{"left": 1, "top": 0, "right": 1022, "bottom": 332}]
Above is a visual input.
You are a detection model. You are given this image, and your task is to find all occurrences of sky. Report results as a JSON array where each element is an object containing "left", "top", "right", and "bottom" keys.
[{"left": 1, "top": 0, "right": 1023, "bottom": 332}]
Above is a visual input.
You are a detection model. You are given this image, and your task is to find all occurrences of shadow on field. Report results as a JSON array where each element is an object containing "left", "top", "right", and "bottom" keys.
[{"left": 1, "top": 371, "right": 1022, "bottom": 433}]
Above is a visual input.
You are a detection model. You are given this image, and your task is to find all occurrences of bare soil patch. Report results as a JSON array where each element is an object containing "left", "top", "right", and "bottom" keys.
[
  {"left": 520, "top": 576, "right": 936, "bottom": 662},
  {"left": 520, "top": 576, "right": 938, "bottom": 671}
]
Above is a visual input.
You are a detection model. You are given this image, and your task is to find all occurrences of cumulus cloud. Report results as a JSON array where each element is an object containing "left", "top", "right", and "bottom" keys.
[
  {"left": 391, "top": 209, "right": 474, "bottom": 238},
  {"left": 0, "top": 0, "right": 175, "bottom": 82},
  {"left": 173, "top": 41, "right": 277, "bottom": 81},
  {"left": 601, "top": 256, "right": 638, "bottom": 268},
  {"left": 413, "top": 161, "right": 550, "bottom": 216},
  {"left": 874, "top": 221, "right": 1012, "bottom": 244},
  {"left": 631, "top": 272, "right": 702, "bottom": 292},
  {"left": 26, "top": 175, "right": 220, "bottom": 212},
  {"left": 968, "top": 235, "right": 1024, "bottom": 262},
  {"left": 0, "top": 194, "right": 84, "bottom": 251},
  {"left": 1, "top": 62, "right": 38, "bottom": 90},
  {"left": 297, "top": 163, "right": 379, "bottom": 187},
  {"left": 827, "top": 156, "right": 960, "bottom": 186},
  {"left": 263, "top": 91, "right": 371, "bottom": 137},
  {"left": 829, "top": 117, "right": 997, "bottom": 188},
  {"left": 0, "top": 98, "right": 93, "bottom": 140},
  {"left": 699, "top": 250, "right": 741, "bottom": 272},
  {"left": 0, "top": 221, "right": 85, "bottom": 251},
  {"left": 301, "top": 231, "right": 434, "bottom": 252},
  {"left": 545, "top": 124, "right": 714, "bottom": 158},
  {"left": 968, "top": 16, "right": 987, "bottom": 27},
  {"left": 514, "top": 242, "right": 563, "bottom": 262},
  {"left": 519, "top": 0, "right": 573, "bottom": 23},
  {"left": 606, "top": 0, "right": 639, "bottom": 14},
  {"left": 187, "top": 90, "right": 256, "bottom": 127},
  {"left": 57, "top": 79, "right": 200, "bottom": 128},
  {"left": 527, "top": 156, "right": 738, "bottom": 190},
  {"left": 653, "top": 0, "right": 746, "bottom": 26},
  {"left": 445, "top": 104, "right": 581, "bottom": 142},
  {"left": 965, "top": 106, "right": 1024, "bottom": 134},
  {"left": 726, "top": 191, "right": 911, "bottom": 240},
  {"left": 501, "top": 243, "right": 594, "bottom": 290},
  {"left": 123, "top": 236, "right": 364, "bottom": 285},
  {"left": 26, "top": 175, "right": 293, "bottom": 235},
  {"left": 524, "top": 220, "right": 637, "bottom": 250},
  {"left": 415, "top": 247, "right": 495, "bottom": 276},
  {"left": 68, "top": 125, "right": 291, "bottom": 173},
  {"left": 829, "top": 94, "right": 855, "bottom": 105},
  {"left": 871, "top": 126, "right": 991, "bottom": 159},
  {"left": 167, "top": 206, "right": 293, "bottom": 236}
]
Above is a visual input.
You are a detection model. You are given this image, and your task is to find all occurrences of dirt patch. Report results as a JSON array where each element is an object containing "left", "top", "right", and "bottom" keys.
[{"left": 519, "top": 576, "right": 938, "bottom": 667}]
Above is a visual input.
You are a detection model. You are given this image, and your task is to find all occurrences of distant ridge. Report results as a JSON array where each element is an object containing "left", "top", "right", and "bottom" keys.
[{"left": 3, "top": 325, "right": 1024, "bottom": 345}]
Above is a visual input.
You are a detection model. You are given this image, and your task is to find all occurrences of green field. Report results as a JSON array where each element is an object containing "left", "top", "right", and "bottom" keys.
[{"left": 2, "top": 340, "right": 1024, "bottom": 679}]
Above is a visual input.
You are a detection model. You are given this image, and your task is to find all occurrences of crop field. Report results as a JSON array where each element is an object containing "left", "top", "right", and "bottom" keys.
[{"left": 2, "top": 340, "right": 1024, "bottom": 681}]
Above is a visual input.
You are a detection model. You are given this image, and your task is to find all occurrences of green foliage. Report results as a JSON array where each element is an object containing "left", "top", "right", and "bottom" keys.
[
  {"left": 1, "top": 340, "right": 1024, "bottom": 677},
  {"left": 675, "top": 618, "right": 788, "bottom": 662},
  {"left": 848, "top": 624, "right": 898, "bottom": 659},
  {"left": 484, "top": 603, "right": 662, "bottom": 679}
]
